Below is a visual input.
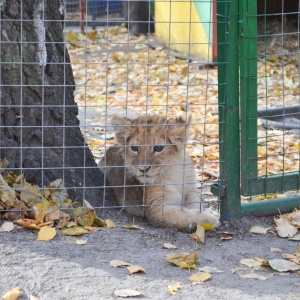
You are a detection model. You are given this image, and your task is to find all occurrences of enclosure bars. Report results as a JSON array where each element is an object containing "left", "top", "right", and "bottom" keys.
[
  {"left": 211, "top": 0, "right": 241, "bottom": 220},
  {"left": 240, "top": 0, "right": 300, "bottom": 216}
]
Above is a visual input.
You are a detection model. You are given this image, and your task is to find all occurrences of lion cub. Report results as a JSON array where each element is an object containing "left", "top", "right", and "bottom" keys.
[{"left": 99, "top": 115, "right": 219, "bottom": 229}]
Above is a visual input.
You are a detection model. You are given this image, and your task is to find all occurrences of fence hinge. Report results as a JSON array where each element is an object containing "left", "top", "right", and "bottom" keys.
[{"left": 210, "top": 183, "right": 226, "bottom": 197}]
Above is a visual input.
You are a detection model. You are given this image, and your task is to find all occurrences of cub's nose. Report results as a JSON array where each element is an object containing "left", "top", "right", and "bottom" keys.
[{"left": 138, "top": 166, "right": 151, "bottom": 173}]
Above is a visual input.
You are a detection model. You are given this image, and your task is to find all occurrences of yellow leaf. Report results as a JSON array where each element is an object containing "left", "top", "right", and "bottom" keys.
[
  {"left": 189, "top": 272, "right": 211, "bottom": 283},
  {"left": 2, "top": 287, "right": 22, "bottom": 300},
  {"left": 14, "top": 218, "right": 40, "bottom": 229},
  {"left": 84, "top": 226, "right": 101, "bottom": 232},
  {"left": 127, "top": 265, "right": 146, "bottom": 274},
  {"left": 258, "top": 146, "right": 266, "bottom": 157},
  {"left": 200, "top": 223, "right": 215, "bottom": 230},
  {"left": 66, "top": 30, "right": 78, "bottom": 43},
  {"left": 110, "top": 260, "right": 131, "bottom": 267},
  {"left": 35, "top": 202, "right": 50, "bottom": 223},
  {"left": 61, "top": 226, "right": 89, "bottom": 236},
  {"left": 37, "top": 226, "right": 56, "bottom": 241},
  {"left": 88, "top": 30, "right": 98, "bottom": 41},
  {"left": 76, "top": 200, "right": 97, "bottom": 227},
  {"left": 122, "top": 224, "right": 143, "bottom": 230},
  {"left": 189, "top": 224, "right": 205, "bottom": 244},
  {"left": 166, "top": 252, "right": 199, "bottom": 269},
  {"left": 105, "top": 219, "right": 117, "bottom": 228},
  {"left": 168, "top": 282, "right": 182, "bottom": 295},
  {"left": 169, "top": 65, "right": 176, "bottom": 72}
]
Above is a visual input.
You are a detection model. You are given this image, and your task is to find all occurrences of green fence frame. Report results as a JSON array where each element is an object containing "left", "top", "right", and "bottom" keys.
[{"left": 213, "top": 0, "right": 300, "bottom": 220}]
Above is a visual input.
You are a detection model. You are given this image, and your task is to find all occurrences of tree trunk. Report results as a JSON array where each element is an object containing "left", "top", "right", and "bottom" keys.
[{"left": 0, "top": 0, "right": 115, "bottom": 211}]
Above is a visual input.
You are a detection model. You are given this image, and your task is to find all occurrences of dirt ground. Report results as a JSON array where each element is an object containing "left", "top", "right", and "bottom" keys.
[{"left": 1, "top": 215, "right": 299, "bottom": 300}]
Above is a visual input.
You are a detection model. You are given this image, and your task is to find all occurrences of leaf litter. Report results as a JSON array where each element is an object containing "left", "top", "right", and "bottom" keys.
[{"left": 0, "top": 159, "right": 116, "bottom": 240}]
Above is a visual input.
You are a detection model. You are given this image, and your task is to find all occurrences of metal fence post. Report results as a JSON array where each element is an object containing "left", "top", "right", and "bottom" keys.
[{"left": 212, "top": 0, "right": 241, "bottom": 220}]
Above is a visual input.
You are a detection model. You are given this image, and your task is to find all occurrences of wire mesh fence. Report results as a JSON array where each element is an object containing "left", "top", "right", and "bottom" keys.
[{"left": 0, "top": 0, "right": 221, "bottom": 229}]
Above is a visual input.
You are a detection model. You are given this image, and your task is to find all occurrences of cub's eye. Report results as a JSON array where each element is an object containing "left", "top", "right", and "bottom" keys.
[
  {"left": 153, "top": 145, "right": 164, "bottom": 153},
  {"left": 130, "top": 145, "right": 138, "bottom": 152}
]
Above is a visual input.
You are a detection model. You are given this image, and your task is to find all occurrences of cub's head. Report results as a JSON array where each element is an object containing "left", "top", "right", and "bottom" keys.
[{"left": 111, "top": 114, "right": 191, "bottom": 184}]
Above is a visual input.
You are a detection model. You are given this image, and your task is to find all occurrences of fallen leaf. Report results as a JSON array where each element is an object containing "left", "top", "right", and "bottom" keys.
[
  {"left": 114, "top": 289, "right": 141, "bottom": 298},
  {"left": 61, "top": 226, "right": 89, "bottom": 236},
  {"left": 168, "top": 282, "right": 182, "bottom": 295},
  {"left": 110, "top": 260, "right": 131, "bottom": 267},
  {"left": 200, "top": 223, "right": 215, "bottom": 230},
  {"left": 189, "top": 271, "right": 211, "bottom": 283},
  {"left": 268, "top": 259, "right": 300, "bottom": 272},
  {"left": 198, "top": 266, "right": 224, "bottom": 273},
  {"left": 1, "top": 221, "right": 14, "bottom": 232},
  {"left": 75, "top": 239, "right": 87, "bottom": 245},
  {"left": 14, "top": 218, "right": 40, "bottom": 229},
  {"left": 127, "top": 265, "right": 146, "bottom": 274},
  {"left": 275, "top": 217, "right": 298, "bottom": 238},
  {"left": 92, "top": 217, "right": 106, "bottom": 227},
  {"left": 84, "top": 226, "right": 101, "bottom": 232},
  {"left": 239, "top": 273, "right": 270, "bottom": 280},
  {"left": 122, "top": 224, "right": 143, "bottom": 230},
  {"left": 37, "top": 226, "right": 56, "bottom": 241},
  {"left": 288, "top": 234, "right": 300, "bottom": 241},
  {"left": 240, "top": 259, "right": 262, "bottom": 268},
  {"left": 189, "top": 224, "right": 205, "bottom": 243},
  {"left": 220, "top": 236, "right": 232, "bottom": 241},
  {"left": 105, "top": 219, "right": 117, "bottom": 228},
  {"left": 166, "top": 252, "right": 199, "bottom": 269},
  {"left": 288, "top": 209, "right": 300, "bottom": 227},
  {"left": 162, "top": 243, "right": 177, "bottom": 249},
  {"left": 271, "top": 247, "right": 282, "bottom": 253},
  {"left": 250, "top": 226, "right": 271, "bottom": 235},
  {"left": 2, "top": 287, "right": 22, "bottom": 300},
  {"left": 76, "top": 200, "right": 97, "bottom": 227}
]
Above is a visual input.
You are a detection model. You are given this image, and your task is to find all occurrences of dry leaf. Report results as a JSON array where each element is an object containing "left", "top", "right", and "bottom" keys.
[
  {"left": 288, "top": 209, "right": 300, "bottom": 227},
  {"left": 1, "top": 221, "right": 14, "bottom": 232},
  {"left": 37, "top": 226, "right": 56, "bottom": 241},
  {"left": 198, "top": 266, "right": 223, "bottom": 273},
  {"left": 240, "top": 259, "right": 262, "bottom": 268},
  {"left": 275, "top": 217, "right": 297, "bottom": 238},
  {"left": 122, "top": 224, "right": 143, "bottom": 230},
  {"left": 75, "top": 239, "right": 87, "bottom": 245},
  {"left": 288, "top": 234, "right": 300, "bottom": 241},
  {"left": 127, "top": 265, "right": 146, "bottom": 274},
  {"left": 105, "top": 219, "right": 117, "bottom": 228},
  {"left": 2, "top": 287, "right": 22, "bottom": 300},
  {"left": 189, "top": 271, "right": 211, "bottom": 283},
  {"left": 168, "top": 282, "right": 182, "bottom": 295},
  {"left": 200, "top": 223, "right": 215, "bottom": 230},
  {"left": 110, "top": 260, "right": 131, "bottom": 267},
  {"left": 239, "top": 273, "right": 270, "bottom": 280},
  {"left": 76, "top": 200, "right": 97, "bottom": 227},
  {"left": 220, "top": 236, "right": 232, "bottom": 241},
  {"left": 189, "top": 224, "right": 205, "bottom": 244},
  {"left": 14, "top": 218, "right": 40, "bottom": 229},
  {"left": 114, "top": 289, "right": 141, "bottom": 298},
  {"left": 61, "top": 226, "right": 89, "bottom": 236},
  {"left": 271, "top": 247, "right": 282, "bottom": 253},
  {"left": 84, "top": 226, "right": 101, "bottom": 232},
  {"left": 162, "top": 243, "right": 177, "bottom": 249},
  {"left": 268, "top": 259, "right": 300, "bottom": 272},
  {"left": 166, "top": 252, "right": 199, "bottom": 269},
  {"left": 250, "top": 226, "right": 271, "bottom": 235}
]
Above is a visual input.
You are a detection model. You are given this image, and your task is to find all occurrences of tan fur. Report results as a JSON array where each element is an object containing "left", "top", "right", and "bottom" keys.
[{"left": 99, "top": 115, "right": 219, "bottom": 229}]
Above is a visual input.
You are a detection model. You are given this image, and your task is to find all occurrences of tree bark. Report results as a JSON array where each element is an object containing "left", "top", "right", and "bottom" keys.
[{"left": 0, "top": 0, "right": 115, "bottom": 211}]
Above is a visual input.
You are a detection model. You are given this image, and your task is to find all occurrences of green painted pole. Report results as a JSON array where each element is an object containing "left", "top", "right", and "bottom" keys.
[
  {"left": 241, "top": 196, "right": 300, "bottom": 216},
  {"left": 217, "top": 0, "right": 241, "bottom": 220}
]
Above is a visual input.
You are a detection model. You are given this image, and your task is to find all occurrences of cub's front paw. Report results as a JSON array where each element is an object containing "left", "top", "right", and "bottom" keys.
[{"left": 193, "top": 210, "right": 220, "bottom": 228}]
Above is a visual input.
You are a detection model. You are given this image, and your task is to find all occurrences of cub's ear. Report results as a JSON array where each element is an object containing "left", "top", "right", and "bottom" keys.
[
  {"left": 111, "top": 116, "right": 132, "bottom": 145},
  {"left": 168, "top": 115, "right": 191, "bottom": 145}
]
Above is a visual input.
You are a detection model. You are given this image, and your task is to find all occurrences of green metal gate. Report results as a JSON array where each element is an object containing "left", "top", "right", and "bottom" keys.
[{"left": 214, "top": 0, "right": 300, "bottom": 220}]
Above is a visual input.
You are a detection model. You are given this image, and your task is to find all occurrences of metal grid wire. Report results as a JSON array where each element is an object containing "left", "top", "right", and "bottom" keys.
[
  {"left": 245, "top": 2, "right": 300, "bottom": 200},
  {"left": 0, "top": 0, "right": 220, "bottom": 227}
]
